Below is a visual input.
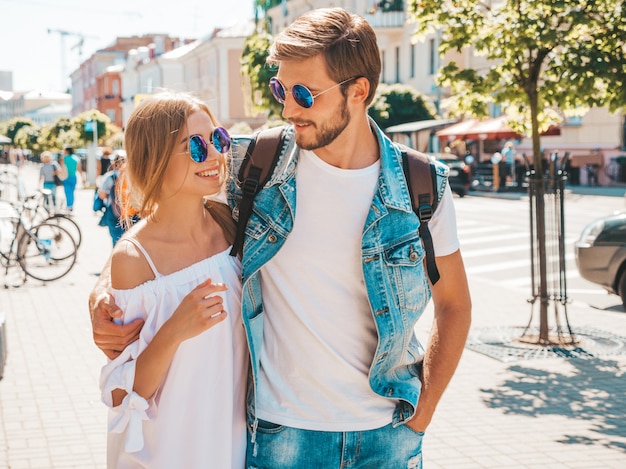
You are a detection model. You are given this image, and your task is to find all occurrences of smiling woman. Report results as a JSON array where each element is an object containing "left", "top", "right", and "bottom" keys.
[{"left": 98, "top": 91, "right": 246, "bottom": 468}]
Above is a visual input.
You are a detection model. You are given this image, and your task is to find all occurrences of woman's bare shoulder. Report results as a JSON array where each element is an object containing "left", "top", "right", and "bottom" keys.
[{"left": 110, "top": 234, "right": 155, "bottom": 290}]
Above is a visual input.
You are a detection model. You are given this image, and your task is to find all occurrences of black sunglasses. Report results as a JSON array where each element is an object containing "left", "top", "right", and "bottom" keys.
[
  {"left": 185, "top": 127, "right": 231, "bottom": 163},
  {"left": 269, "top": 77, "right": 357, "bottom": 109}
]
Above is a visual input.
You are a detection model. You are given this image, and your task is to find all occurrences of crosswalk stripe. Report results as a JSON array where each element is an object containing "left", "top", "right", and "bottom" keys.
[
  {"left": 465, "top": 252, "right": 575, "bottom": 274},
  {"left": 460, "top": 232, "right": 528, "bottom": 245},
  {"left": 498, "top": 269, "right": 581, "bottom": 288},
  {"left": 462, "top": 243, "right": 528, "bottom": 258},
  {"left": 458, "top": 225, "right": 512, "bottom": 235}
]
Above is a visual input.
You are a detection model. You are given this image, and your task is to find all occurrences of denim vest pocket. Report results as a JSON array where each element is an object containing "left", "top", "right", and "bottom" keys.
[
  {"left": 391, "top": 361, "right": 423, "bottom": 381},
  {"left": 241, "top": 213, "right": 285, "bottom": 278},
  {"left": 383, "top": 239, "right": 430, "bottom": 313},
  {"left": 244, "top": 213, "right": 270, "bottom": 241}
]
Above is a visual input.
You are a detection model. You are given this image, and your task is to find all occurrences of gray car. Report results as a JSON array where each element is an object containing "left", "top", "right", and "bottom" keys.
[{"left": 575, "top": 212, "right": 626, "bottom": 308}]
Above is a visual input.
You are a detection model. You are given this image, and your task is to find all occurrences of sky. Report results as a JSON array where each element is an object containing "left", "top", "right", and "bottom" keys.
[{"left": 0, "top": 0, "right": 256, "bottom": 92}]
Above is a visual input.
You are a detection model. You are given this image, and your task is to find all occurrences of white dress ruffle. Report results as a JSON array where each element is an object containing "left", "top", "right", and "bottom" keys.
[{"left": 100, "top": 246, "right": 247, "bottom": 469}]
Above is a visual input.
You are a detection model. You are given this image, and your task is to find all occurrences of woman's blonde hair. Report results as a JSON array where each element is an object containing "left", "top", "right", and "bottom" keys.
[{"left": 123, "top": 91, "right": 235, "bottom": 243}]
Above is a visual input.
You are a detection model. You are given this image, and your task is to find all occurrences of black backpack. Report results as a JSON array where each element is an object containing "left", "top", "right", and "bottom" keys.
[{"left": 230, "top": 126, "right": 441, "bottom": 285}]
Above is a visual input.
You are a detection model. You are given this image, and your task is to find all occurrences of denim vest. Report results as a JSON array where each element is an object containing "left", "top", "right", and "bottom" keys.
[{"left": 227, "top": 120, "right": 449, "bottom": 434}]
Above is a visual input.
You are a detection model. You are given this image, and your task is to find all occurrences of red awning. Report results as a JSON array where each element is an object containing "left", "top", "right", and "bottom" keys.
[
  {"left": 435, "top": 119, "right": 481, "bottom": 140},
  {"left": 436, "top": 116, "right": 560, "bottom": 141}
]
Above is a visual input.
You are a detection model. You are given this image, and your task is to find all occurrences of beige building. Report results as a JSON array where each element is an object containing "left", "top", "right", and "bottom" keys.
[
  {"left": 71, "top": 35, "right": 183, "bottom": 121},
  {"left": 0, "top": 89, "right": 71, "bottom": 124},
  {"left": 0, "top": 71, "right": 13, "bottom": 91},
  {"left": 118, "top": 19, "right": 265, "bottom": 130},
  {"left": 266, "top": 0, "right": 624, "bottom": 182}
]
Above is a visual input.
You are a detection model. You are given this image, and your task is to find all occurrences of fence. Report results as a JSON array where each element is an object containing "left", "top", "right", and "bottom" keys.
[{"left": 524, "top": 155, "right": 576, "bottom": 344}]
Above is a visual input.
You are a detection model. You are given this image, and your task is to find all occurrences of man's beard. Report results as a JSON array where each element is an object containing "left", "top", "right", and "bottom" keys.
[{"left": 294, "top": 99, "right": 351, "bottom": 151}]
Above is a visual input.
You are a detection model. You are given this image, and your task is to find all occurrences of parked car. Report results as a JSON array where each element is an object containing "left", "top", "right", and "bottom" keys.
[
  {"left": 575, "top": 212, "right": 626, "bottom": 307},
  {"left": 437, "top": 155, "right": 471, "bottom": 197}
]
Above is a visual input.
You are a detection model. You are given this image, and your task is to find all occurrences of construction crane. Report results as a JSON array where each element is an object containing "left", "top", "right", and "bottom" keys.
[{"left": 47, "top": 29, "right": 98, "bottom": 91}]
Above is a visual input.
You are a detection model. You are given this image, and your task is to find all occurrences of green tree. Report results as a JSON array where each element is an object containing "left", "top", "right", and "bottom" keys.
[
  {"left": 255, "top": 0, "right": 282, "bottom": 10},
  {"left": 13, "top": 124, "right": 40, "bottom": 154},
  {"left": 38, "top": 117, "right": 74, "bottom": 151},
  {"left": 1, "top": 117, "right": 36, "bottom": 144},
  {"left": 409, "top": 0, "right": 626, "bottom": 342},
  {"left": 74, "top": 110, "right": 112, "bottom": 146},
  {"left": 368, "top": 83, "right": 437, "bottom": 129},
  {"left": 240, "top": 25, "right": 282, "bottom": 118}
]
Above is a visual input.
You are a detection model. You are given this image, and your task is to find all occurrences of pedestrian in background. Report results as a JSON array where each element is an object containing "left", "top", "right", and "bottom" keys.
[
  {"left": 38, "top": 151, "right": 62, "bottom": 208},
  {"left": 97, "top": 146, "right": 113, "bottom": 177},
  {"left": 502, "top": 141, "right": 516, "bottom": 182},
  {"left": 60, "top": 146, "right": 83, "bottom": 212},
  {"left": 97, "top": 151, "right": 126, "bottom": 246}
]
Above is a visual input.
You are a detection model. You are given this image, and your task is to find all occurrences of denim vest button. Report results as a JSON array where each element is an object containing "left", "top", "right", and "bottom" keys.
[
  {"left": 409, "top": 251, "right": 419, "bottom": 262},
  {"left": 268, "top": 234, "right": 277, "bottom": 243}
]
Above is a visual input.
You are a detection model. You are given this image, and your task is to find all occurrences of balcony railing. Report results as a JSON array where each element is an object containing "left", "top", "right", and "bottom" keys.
[
  {"left": 263, "top": 1, "right": 406, "bottom": 29},
  {"left": 364, "top": 9, "right": 406, "bottom": 28}
]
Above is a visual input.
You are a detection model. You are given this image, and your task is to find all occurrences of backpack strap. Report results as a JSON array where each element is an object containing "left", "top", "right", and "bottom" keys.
[
  {"left": 401, "top": 147, "right": 441, "bottom": 285},
  {"left": 230, "top": 126, "right": 287, "bottom": 257}
]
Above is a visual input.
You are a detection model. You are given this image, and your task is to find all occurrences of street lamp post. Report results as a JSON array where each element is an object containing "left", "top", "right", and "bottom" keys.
[{"left": 84, "top": 120, "right": 98, "bottom": 186}]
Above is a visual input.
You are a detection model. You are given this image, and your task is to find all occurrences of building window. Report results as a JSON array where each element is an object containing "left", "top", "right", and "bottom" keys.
[
  {"left": 106, "top": 110, "right": 116, "bottom": 122},
  {"left": 395, "top": 47, "right": 400, "bottom": 83},
  {"left": 429, "top": 38, "right": 436, "bottom": 76},
  {"left": 372, "top": 0, "right": 404, "bottom": 12},
  {"left": 112, "top": 80, "right": 119, "bottom": 95},
  {"left": 381, "top": 50, "right": 386, "bottom": 84},
  {"left": 410, "top": 44, "right": 415, "bottom": 78}
]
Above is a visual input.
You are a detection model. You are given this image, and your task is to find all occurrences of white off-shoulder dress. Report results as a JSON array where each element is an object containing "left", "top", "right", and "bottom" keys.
[{"left": 100, "top": 238, "right": 247, "bottom": 469}]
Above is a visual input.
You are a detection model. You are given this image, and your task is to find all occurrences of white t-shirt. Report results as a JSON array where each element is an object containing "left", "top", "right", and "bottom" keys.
[{"left": 256, "top": 150, "right": 459, "bottom": 431}]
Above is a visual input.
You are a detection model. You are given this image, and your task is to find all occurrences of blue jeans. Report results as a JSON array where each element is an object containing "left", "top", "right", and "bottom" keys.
[
  {"left": 246, "top": 419, "right": 423, "bottom": 469},
  {"left": 42, "top": 182, "right": 57, "bottom": 206},
  {"left": 62, "top": 176, "right": 77, "bottom": 209},
  {"left": 100, "top": 206, "right": 124, "bottom": 246}
]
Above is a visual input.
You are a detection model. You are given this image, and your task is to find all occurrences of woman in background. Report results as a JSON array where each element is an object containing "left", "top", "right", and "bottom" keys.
[
  {"left": 60, "top": 146, "right": 83, "bottom": 212},
  {"left": 39, "top": 151, "right": 62, "bottom": 208}
]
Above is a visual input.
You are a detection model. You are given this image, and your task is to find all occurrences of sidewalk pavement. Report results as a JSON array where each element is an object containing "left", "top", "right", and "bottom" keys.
[
  {"left": 470, "top": 184, "right": 626, "bottom": 200},
  {"left": 1, "top": 162, "right": 626, "bottom": 468}
]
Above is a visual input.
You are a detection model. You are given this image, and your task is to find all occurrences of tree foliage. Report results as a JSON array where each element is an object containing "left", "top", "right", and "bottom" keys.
[
  {"left": 14, "top": 125, "right": 40, "bottom": 154},
  {"left": 408, "top": 0, "right": 626, "bottom": 168},
  {"left": 407, "top": 0, "right": 626, "bottom": 342},
  {"left": 74, "top": 110, "right": 111, "bottom": 144},
  {"left": 240, "top": 24, "right": 282, "bottom": 118},
  {"left": 0, "top": 110, "right": 115, "bottom": 155},
  {"left": 368, "top": 83, "right": 437, "bottom": 129},
  {"left": 0, "top": 117, "right": 36, "bottom": 144}
]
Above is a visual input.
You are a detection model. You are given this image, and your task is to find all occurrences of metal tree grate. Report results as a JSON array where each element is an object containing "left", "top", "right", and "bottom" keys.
[{"left": 466, "top": 326, "right": 626, "bottom": 362}]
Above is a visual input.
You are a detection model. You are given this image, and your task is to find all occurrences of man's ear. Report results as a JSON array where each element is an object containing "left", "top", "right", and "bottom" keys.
[{"left": 349, "top": 77, "right": 370, "bottom": 105}]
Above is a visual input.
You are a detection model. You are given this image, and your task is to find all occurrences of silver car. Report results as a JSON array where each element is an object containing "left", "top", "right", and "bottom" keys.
[{"left": 575, "top": 212, "right": 626, "bottom": 308}]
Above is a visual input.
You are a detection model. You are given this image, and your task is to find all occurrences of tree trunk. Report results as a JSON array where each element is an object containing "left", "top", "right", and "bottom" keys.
[{"left": 528, "top": 87, "right": 550, "bottom": 343}]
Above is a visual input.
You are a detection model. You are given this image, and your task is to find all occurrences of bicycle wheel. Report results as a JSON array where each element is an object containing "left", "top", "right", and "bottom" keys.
[
  {"left": 17, "top": 222, "right": 77, "bottom": 281},
  {"left": 44, "top": 214, "right": 82, "bottom": 248}
]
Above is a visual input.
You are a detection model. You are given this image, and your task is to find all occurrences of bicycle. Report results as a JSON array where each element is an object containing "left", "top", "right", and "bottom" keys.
[
  {"left": 0, "top": 169, "right": 20, "bottom": 201},
  {"left": 20, "top": 189, "right": 83, "bottom": 249},
  {"left": 0, "top": 200, "right": 78, "bottom": 287}
]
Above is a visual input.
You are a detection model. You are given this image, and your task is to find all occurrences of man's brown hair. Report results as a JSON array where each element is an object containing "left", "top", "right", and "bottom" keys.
[{"left": 268, "top": 7, "right": 381, "bottom": 106}]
